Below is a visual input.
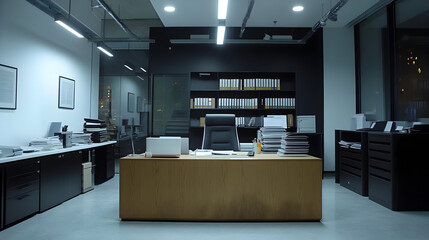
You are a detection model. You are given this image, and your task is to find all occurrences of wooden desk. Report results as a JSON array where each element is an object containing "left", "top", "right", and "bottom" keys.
[{"left": 120, "top": 154, "right": 322, "bottom": 221}]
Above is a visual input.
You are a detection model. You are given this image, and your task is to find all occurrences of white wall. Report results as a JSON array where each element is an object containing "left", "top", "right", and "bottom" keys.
[
  {"left": 323, "top": 28, "right": 356, "bottom": 171},
  {"left": 0, "top": 0, "right": 100, "bottom": 146}
]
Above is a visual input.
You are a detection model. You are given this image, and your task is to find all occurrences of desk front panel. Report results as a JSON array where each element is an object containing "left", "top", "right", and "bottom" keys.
[{"left": 120, "top": 155, "right": 322, "bottom": 221}]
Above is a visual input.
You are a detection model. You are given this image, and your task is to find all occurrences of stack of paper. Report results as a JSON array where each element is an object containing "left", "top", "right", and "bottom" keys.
[
  {"left": 277, "top": 133, "right": 309, "bottom": 156},
  {"left": 338, "top": 140, "right": 361, "bottom": 150},
  {"left": 84, "top": 118, "right": 107, "bottom": 143},
  {"left": 0, "top": 146, "right": 24, "bottom": 157},
  {"left": 72, "top": 132, "right": 92, "bottom": 144},
  {"left": 259, "top": 127, "right": 286, "bottom": 153},
  {"left": 29, "top": 136, "right": 63, "bottom": 150}
]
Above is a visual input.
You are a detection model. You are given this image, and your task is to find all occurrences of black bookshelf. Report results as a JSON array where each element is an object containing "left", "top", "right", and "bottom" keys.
[{"left": 189, "top": 72, "right": 296, "bottom": 149}]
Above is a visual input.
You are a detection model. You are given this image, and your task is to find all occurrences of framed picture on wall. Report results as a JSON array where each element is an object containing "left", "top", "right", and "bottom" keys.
[
  {"left": 58, "top": 76, "right": 75, "bottom": 109},
  {"left": 0, "top": 64, "right": 18, "bottom": 110},
  {"left": 128, "top": 92, "right": 135, "bottom": 113}
]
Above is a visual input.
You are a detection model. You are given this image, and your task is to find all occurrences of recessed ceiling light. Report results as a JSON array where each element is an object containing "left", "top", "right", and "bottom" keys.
[
  {"left": 164, "top": 6, "right": 175, "bottom": 12},
  {"left": 293, "top": 6, "right": 304, "bottom": 12}
]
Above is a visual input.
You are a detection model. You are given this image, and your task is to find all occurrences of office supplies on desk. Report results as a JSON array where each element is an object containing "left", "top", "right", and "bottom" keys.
[
  {"left": 0, "top": 145, "right": 23, "bottom": 157},
  {"left": 146, "top": 137, "right": 181, "bottom": 157}
]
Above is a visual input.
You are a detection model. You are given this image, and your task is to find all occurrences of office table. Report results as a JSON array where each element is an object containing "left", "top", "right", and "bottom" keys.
[{"left": 120, "top": 154, "right": 322, "bottom": 221}]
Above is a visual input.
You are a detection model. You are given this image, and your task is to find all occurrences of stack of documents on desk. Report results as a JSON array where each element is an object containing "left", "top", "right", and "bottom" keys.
[
  {"left": 72, "top": 133, "right": 92, "bottom": 144},
  {"left": 29, "top": 136, "right": 63, "bottom": 150},
  {"left": 83, "top": 118, "right": 107, "bottom": 143},
  {"left": 277, "top": 133, "right": 309, "bottom": 156},
  {"left": 338, "top": 140, "right": 361, "bottom": 150},
  {"left": 259, "top": 127, "right": 286, "bottom": 153},
  {"left": 0, "top": 146, "right": 23, "bottom": 157}
]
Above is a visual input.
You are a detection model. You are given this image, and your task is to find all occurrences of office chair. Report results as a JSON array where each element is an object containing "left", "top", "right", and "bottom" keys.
[{"left": 202, "top": 114, "right": 240, "bottom": 151}]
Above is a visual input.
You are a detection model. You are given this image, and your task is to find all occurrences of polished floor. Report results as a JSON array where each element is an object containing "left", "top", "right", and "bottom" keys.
[{"left": 1, "top": 174, "right": 429, "bottom": 240}]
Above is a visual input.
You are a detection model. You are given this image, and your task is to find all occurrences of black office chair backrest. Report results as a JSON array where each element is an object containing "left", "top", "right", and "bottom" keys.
[{"left": 202, "top": 114, "right": 240, "bottom": 151}]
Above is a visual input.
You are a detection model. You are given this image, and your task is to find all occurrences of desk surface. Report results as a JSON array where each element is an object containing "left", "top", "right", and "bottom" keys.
[
  {"left": 122, "top": 153, "right": 321, "bottom": 161},
  {"left": 120, "top": 153, "right": 322, "bottom": 221},
  {"left": 0, "top": 141, "right": 116, "bottom": 164}
]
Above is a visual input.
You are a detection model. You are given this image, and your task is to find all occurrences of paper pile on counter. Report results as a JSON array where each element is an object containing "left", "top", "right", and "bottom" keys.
[
  {"left": 29, "top": 136, "right": 63, "bottom": 150},
  {"left": 277, "top": 133, "right": 309, "bottom": 156}
]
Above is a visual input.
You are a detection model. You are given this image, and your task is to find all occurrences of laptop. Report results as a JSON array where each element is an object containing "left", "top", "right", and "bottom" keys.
[{"left": 146, "top": 137, "right": 181, "bottom": 157}]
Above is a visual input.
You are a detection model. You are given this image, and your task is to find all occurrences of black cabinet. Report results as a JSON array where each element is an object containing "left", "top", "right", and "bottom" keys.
[
  {"left": 94, "top": 145, "right": 115, "bottom": 185},
  {"left": 368, "top": 132, "right": 429, "bottom": 210},
  {"left": 0, "top": 167, "right": 4, "bottom": 230},
  {"left": 4, "top": 159, "right": 40, "bottom": 226},
  {"left": 336, "top": 130, "right": 368, "bottom": 196},
  {"left": 40, "top": 151, "right": 82, "bottom": 212}
]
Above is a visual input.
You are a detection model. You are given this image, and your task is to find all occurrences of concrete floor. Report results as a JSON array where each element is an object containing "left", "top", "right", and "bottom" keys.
[{"left": 1, "top": 174, "right": 429, "bottom": 240}]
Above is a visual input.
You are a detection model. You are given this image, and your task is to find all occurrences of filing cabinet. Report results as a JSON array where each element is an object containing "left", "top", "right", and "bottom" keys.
[{"left": 4, "top": 159, "right": 40, "bottom": 226}]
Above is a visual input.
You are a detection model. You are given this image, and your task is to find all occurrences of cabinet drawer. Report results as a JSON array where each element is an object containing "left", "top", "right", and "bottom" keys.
[
  {"left": 368, "top": 134, "right": 391, "bottom": 144},
  {"left": 368, "top": 150, "right": 392, "bottom": 162},
  {"left": 368, "top": 142, "right": 391, "bottom": 153},
  {"left": 340, "top": 149, "right": 362, "bottom": 161},
  {"left": 340, "top": 171, "right": 366, "bottom": 195},
  {"left": 369, "top": 158, "right": 391, "bottom": 172},
  {"left": 5, "top": 189, "right": 39, "bottom": 226},
  {"left": 369, "top": 175, "right": 392, "bottom": 209},
  {"left": 6, "top": 171, "right": 39, "bottom": 188},
  {"left": 6, "top": 178, "right": 39, "bottom": 199},
  {"left": 6, "top": 159, "right": 39, "bottom": 178},
  {"left": 369, "top": 167, "right": 391, "bottom": 181}
]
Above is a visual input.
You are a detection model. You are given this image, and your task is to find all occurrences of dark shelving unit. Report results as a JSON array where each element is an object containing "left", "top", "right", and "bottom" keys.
[
  {"left": 189, "top": 72, "right": 296, "bottom": 149},
  {"left": 336, "top": 130, "right": 369, "bottom": 196}
]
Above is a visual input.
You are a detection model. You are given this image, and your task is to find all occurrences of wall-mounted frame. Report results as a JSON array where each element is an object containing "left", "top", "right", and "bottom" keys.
[
  {"left": 58, "top": 76, "right": 75, "bottom": 109},
  {"left": 128, "top": 92, "right": 135, "bottom": 113},
  {"left": 0, "top": 64, "right": 18, "bottom": 110}
]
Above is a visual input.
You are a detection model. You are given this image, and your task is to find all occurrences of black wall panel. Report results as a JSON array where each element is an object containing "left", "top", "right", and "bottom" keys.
[{"left": 149, "top": 27, "right": 324, "bottom": 132}]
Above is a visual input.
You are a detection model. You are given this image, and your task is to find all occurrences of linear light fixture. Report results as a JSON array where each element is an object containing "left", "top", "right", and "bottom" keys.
[
  {"left": 140, "top": 67, "right": 147, "bottom": 72},
  {"left": 54, "top": 15, "right": 84, "bottom": 39},
  {"left": 124, "top": 64, "right": 133, "bottom": 71},
  {"left": 164, "top": 6, "right": 175, "bottom": 12},
  {"left": 137, "top": 76, "right": 144, "bottom": 81},
  {"left": 217, "top": 0, "right": 228, "bottom": 45},
  {"left": 97, "top": 44, "right": 114, "bottom": 57},
  {"left": 218, "top": 0, "right": 229, "bottom": 19},
  {"left": 293, "top": 6, "right": 304, "bottom": 12},
  {"left": 217, "top": 26, "right": 226, "bottom": 45}
]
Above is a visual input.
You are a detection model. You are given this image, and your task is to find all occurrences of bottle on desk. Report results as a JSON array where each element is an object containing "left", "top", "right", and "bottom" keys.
[{"left": 257, "top": 140, "right": 261, "bottom": 154}]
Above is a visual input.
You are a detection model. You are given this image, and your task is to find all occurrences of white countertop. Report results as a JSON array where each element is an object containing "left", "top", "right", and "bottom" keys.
[{"left": 0, "top": 141, "right": 116, "bottom": 164}]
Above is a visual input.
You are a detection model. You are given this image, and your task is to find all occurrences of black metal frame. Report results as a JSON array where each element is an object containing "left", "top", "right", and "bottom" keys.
[
  {"left": 58, "top": 76, "right": 75, "bottom": 110},
  {"left": 0, "top": 64, "right": 18, "bottom": 110}
]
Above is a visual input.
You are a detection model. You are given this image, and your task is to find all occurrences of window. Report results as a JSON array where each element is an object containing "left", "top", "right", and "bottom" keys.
[{"left": 395, "top": 0, "right": 429, "bottom": 121}]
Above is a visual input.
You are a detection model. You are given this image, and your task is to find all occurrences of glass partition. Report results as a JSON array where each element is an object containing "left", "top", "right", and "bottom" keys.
[
  {"left": 99, "top": 50, "right": 150, "bottom": 157},
  {"left": 152, "top": 74, "right": 190, "bottom": 136},
  {"left": 358, "top": 8, "right": 389, "bottom": 121}
]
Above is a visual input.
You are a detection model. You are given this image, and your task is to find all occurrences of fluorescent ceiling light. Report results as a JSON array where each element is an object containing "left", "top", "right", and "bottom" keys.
[
  {"left": 164, "top": 6, "right": 175, "bottom": 12},
  {"left": 218, "top": 0, "right": 229, "bottom": 19},
  {"left": 140, "top": 67, "right": 147, "bottom": 72},
  {"left": 124, "top": 64, "right": 133, "bottom": 71},
  {"left": 55, "top": 20, "right": 84, "bottom": 38},
  {"left": 292, "top": 6, "right": 304, "bottom": 12},
  {"left": 217, "top": 26, "right": 226, "bottom": 45},
  {"left": 137, "top": 76, "right": 144, "bottom": 81},
  {"left": 97, "top": 46, "right": 113, "bottom": 57}
]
